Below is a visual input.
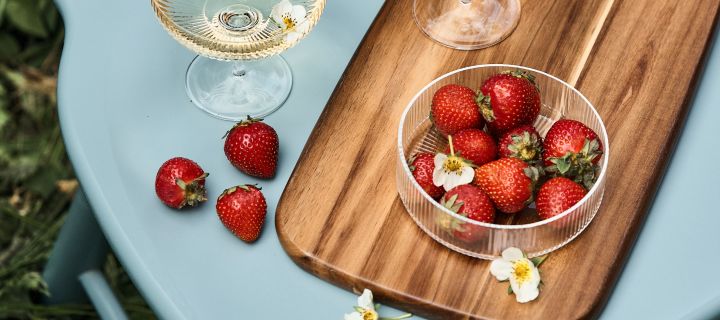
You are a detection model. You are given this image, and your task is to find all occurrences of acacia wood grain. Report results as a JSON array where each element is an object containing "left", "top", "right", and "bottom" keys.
[{"left": 276, "top": 0, "right": 720, "bottom": 318}]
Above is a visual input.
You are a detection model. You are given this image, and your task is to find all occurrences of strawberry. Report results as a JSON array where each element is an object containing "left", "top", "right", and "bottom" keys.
[
  {"left": 224, "top": 117, "right": 279, "bottom": 179},
  {"left": 473, "top": 157, "right": 539, "bottom": 214},
  {"left": 542, "top": 119, "right": 603, "bottom": 188},
  {"left": 430, "top": 84, "right": 484, "bottom": 136},
  {"left": 497, "top": 125, "right": 543, "bottom": 165},
  {"left": 409, "top": 152, "right": 445, "bottom": 199},
  {"left": 444, "top": 128, "right": 497, "bottom": 166},
  {"left": 438, "top": 184, "right": 495, "bottom": 243},
  {"left": 154, "top": 157, "right": 208, "bottom": 209},
  {"left": 536, "top": 177, "right": 587, "bottom": 220},
  {"left": 478, "top": 70, "right": 541, "bottom": 135},
  {"left": 216, "top": 184, "right": 267, "bottom": 243}
]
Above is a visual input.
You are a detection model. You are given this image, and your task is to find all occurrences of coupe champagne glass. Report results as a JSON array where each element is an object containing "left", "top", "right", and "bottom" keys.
[
  {"left": 413, "top": 0, "right": 521, "bottom": 50},
  {"left": 152, "top": 0, "right": 326, "bottom": 120}
]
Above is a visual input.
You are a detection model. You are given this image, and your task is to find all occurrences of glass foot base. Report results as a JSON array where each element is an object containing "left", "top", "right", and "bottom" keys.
[
  {"left": 185, "top": 55, "right": 292, "bottom": 121},
  {"left": 413, "top": 0, "right": 521, "bottom": 50}
]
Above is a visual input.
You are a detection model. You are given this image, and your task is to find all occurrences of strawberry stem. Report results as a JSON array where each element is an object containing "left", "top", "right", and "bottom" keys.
[{"left": 448, "top": 135, "right": 455, "bottom": 156}]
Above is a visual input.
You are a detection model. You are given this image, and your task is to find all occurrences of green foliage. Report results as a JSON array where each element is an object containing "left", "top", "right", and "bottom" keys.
[
  {"left": 0, "top": 1, "right": 155, "bottom": 319},
  {"left": 0, "top": 0, "right": 62, "bottom": 66}
]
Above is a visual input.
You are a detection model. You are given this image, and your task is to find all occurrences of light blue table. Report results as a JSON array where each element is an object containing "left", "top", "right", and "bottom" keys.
[{"left": 45, "top": 0, "right": 720, "bottom": 319}]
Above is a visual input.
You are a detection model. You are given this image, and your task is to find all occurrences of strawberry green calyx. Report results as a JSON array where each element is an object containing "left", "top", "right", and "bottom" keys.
[
  {"left": 477, "top": 92, "right": 494, "bottom": 122},
  {"left": 522, "top": 166, "right": 541, "bottom": 204},
  {"left": 223, "top": 116, "right": 264, "bottom": 138},
  {"left": 437, "top": 194, "right": 467, "bottom": 233},
  {"left": 502, "top": 69, "right": 539, "bottom": 91},
  {"left": 507, "top": 131, "right": 543, "bottom": 165},
  {"left": 441, "top": 194, "right": 463, "bottom": 212},
  {"left": 407, "top": 153, "right": 418, "bottom": 172},
  {"left": 174, "top": 172, "right": 209, "bottom": 208},
  {"left": 237, "top": 115, "right": 263, "bottom": 126},
  {"left": 546, "top": 138, "right": 602, "bottom": 189},
  {"left": 218, "top": 184, "right": 261, "bottom": 200}
]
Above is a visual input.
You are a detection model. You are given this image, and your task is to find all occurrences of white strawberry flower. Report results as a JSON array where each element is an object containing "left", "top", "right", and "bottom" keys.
[
  {"left": 490, "top": 247, "right": 547, "bottom": 303},
  {"left": 344, "top": 289, "right": 412, "bottom": 320},
  {"left": 271, "top": 0, "right": 310, "bottom": 43},
  {"left": 433, "top": 135, "right": 474, "bottom": 191}
]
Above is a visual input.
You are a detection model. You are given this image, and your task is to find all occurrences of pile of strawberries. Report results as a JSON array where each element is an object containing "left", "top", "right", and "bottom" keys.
[
  {"left": 153, "top": 117, "right": 279, "bottom": 243},
  {"left": 410, "top": 70, "right": 603, "bottom": 242}
]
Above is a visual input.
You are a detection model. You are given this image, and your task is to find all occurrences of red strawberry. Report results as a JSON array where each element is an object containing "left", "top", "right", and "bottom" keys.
[
  {"left": 542, "top": 119, "right": 603, "bottom": 188},
  {"left": 224, "top": 117, "right": 279, "bottom": 179},
  {"left": 216, "top": 185, "right": 267, "bottom": 243},
  {"left": 536, "top": 177, "right": 587, "bottom": 220},
  {"left": 154, "top": 157, "right": 208, "bottom": 209},
  {"left": 497, "top": 125, "right": 543, "bottom": 165},
  {"left": 409, "top": 152, "right": 445, "bottom": 199},
  {"left": 473, "top": 157, "right": 539, "bottom": 214},
  {"left": 430, "top": 84, "right": 484, "bottom": 136},
  {"left": 438, "top": 184, "right": 495, "bottom": 243},
  {"left": 444, "top": 129, "right": 497, "bottom": 166},
  {"left": 478, "top": 70, "right": 541, "bottom": 135}
]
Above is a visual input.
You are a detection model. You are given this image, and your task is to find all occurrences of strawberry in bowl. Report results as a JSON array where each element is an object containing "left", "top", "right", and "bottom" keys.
[{"left": 437, "top": 184, "right": 495, "bottom": 244}]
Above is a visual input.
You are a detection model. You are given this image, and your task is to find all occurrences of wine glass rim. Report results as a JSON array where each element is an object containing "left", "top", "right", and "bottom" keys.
[{"left": 397, "top": 63, "right": 610, "bottom": 230}]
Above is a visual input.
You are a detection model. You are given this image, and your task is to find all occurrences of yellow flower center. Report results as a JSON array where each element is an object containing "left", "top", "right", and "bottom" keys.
[
  {"left": 282, "top": 15, "right": 296, "bottom": 30},
  {"left": 519, "top": 145, "right": 536, "bottom": 160},
  {"left": 512, "top": 260, "right": 532, "bottom": 285},
  {"left": 443, "top": 156, "right": 464, "bottom": 173},
  {"left": 362, "top": 309, "right": 378, "bottom": 320}
]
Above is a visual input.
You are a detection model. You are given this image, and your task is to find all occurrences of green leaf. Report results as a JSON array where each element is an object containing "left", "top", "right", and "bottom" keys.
[
  {"left": 17, "top": 41, "right": 53, "bottom": 66},
  {"left": 0, "top": 33, "right": 20, "bottom": 60},
  {"left": 1, "top": 154, "right": 41, "bottom": 182},
  {"left": 0, "top": 0, "right": 8, "bottom": 26},
  {"left": 507, "top": 285, "right": 514, "bottom": 294},
  {"left": 24, "top": 165, "right": 66, "bottom": 198},
  {"left": 19, "top": 271, "right": 49, "bottom": 296},
  {"left": 530, "top": 255, "right": 548, "bottom": 268},
  {"left": 0, "top": 64, "right": 26, "bottom": 88},
  {"left": 0, "top": 105, "right": 8, "bottom": 132},
  {"left": 43, "top": 3, "right": 59, "bottom": 32},
  {"left": 6, "top": 0, "right": 48, "bottom": 38}
]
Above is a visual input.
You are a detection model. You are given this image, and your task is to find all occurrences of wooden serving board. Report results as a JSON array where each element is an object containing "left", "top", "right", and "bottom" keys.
[{"left": 276, "top": 0, "right": 720, "bottom": 318}]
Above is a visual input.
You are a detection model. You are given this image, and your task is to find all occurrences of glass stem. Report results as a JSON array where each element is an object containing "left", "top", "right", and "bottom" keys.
[{"left": 232, "top": 61, "right": 246, "bottom": 77}]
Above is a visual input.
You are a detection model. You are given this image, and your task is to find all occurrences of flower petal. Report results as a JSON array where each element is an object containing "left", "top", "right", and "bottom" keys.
[
  {"left": 434, "top": 153, "right": 447, "bottom": 169},
  {"left": 457, "top": 166, "right": 474, "bottom": 185},
  {"left": 344, "top": 312, "right": 364, "bottom": 320},
  {"left": 514, "top": 283, "right": 540, "bottom": 303},
  {"left": 357, "top": 289, "right": 375, "bottom": 310},
  {"left": 489, "top": 259, "right": 513, "bottom": 281},
  {"left": 443, "top": 172, "right": 462, "bottom": 191},
  {"left": 296, "top": 19, "right": 310, "bottom": 34},
  {"left": 433, "top": 160, "right": 447, "bottom": 187},
  {"left": 290, "top": 4, "right": 307, "bottom": 21},
  {"left": 528, "top": 263, "right": 541, "bottom": 287},
  {"left": 270, "top": 0, "right": 292, "bottom": 23},
  {"left": 285, "top": 31, "right": 301, "bottom": 43},
  {"left": 501, "top": 247, "right": 524, "bottom": 261}
]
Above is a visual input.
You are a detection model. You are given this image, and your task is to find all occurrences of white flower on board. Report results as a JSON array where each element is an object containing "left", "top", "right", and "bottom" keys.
[
  {"left": 490, "top": 247, "right": 547, "bottom": 303},
  {"left": 344, "top": 289, "right": 412, "bottom": 320}
]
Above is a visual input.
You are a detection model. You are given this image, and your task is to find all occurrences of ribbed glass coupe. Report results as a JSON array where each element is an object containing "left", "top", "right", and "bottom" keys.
[
  {"left": 413, "top": 0, "right": 521, "bottom": 50},
  {"left": 152, "top": 0, "right": 326, "bottom": 120}
]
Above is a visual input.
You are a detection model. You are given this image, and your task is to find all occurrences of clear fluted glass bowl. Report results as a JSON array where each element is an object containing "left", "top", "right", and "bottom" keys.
[{"left": 396, "top": 64, "right": 609, "bottom": 259}]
